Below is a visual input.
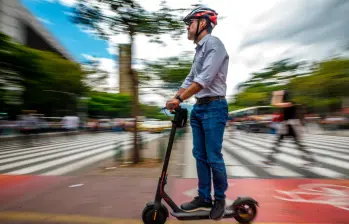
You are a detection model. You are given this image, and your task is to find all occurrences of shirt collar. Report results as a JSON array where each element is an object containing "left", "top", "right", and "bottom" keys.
[{"left": 195, "top": 34, "right": 210, "bottom": 49}]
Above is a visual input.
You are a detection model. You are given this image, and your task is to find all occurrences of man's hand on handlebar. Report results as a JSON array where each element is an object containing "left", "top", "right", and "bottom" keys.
[{"left": 166, "top": 98, "right": 180, "bottom": 112}]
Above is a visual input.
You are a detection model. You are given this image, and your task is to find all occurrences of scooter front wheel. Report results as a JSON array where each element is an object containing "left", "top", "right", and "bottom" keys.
[
  {"left": 233, "top": 200, "right": 257, "bottom": 223},
  {"left": 142, "top": 204, "right": 168, "bottom": 224}
]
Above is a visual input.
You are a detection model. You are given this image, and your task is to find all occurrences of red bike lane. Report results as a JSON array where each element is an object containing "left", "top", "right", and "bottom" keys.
[
  {"left": 0, "top": 174, "right": 67, "bottom": 206},
  {"left": 173, "top": 178, "right": 349, "bottom": 223},
  {"left": 1, "top": 175, "right": 349, "bottom": 223}
]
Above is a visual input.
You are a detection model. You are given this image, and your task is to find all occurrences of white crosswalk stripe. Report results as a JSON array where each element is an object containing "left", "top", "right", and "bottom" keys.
[
  {"left": 223, "top": 149, "right": 258, "bottom": 177},
  {"left": 0, "top": 132, "right": 167, "bottom": 175},
  {"left": 182, "top": 130, "right": 349, "bottom": 179}
]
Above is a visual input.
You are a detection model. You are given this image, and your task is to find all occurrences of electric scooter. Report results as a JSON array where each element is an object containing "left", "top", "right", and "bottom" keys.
[{"left": 142, "top": 106, "right": 259, "bottom": 224}]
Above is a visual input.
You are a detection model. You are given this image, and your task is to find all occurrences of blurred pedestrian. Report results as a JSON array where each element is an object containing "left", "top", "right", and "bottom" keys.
[{"left": 264, "top": 90, "right": 316, "bottom": 166}]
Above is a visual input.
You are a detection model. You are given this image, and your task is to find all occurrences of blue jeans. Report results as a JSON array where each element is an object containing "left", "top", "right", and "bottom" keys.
[{"left": 190, "top": 99, "right": 228, "bottom": 202}]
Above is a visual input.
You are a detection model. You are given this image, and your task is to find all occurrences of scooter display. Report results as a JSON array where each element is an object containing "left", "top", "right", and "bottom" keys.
[{"left": 142, "top": 106, "right": 259, "bottom": 224}]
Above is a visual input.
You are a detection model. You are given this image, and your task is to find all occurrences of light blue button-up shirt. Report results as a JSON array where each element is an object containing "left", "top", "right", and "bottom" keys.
[{"left": 181, "top": 34, "right": 229, "bottom": 98}]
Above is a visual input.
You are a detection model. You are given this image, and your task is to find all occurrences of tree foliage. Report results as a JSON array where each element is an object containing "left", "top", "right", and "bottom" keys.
[
  {"left": 231, "top": 57, "right": 349, "bottom": 114},
  {"left": 0, "top": 32, "right": 93, "bottom": 118},
  {"left": 139, "top": 52, "right": 193, "bottom": 89},
  {"left": 288, "top": 58, "right": 349, "bottom": 113},
  {"left": 87, "top": 91, "right": 132, "bottom": 118},
  {"left": 237, "top": 58, "right": 305, "bottom": 90},
  {"left": 86, "top": 91, "right": 169, "bottom": 120},
  {"left": 70, "top": 0, "right": 186, "bottom": 42}
]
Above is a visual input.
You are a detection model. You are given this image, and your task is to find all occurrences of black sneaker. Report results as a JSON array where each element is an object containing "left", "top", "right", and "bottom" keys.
[
  {"left": 180, "top": 196, "right": 212, "bottom": 212},
  {"left": 210, "top": 199, "right": 225, "bottom": 220}
]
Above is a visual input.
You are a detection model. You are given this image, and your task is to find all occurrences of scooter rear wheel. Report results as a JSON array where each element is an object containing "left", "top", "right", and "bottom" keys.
[
  {"left": 233, "top": 200, "right": 257, "bottom": 223},
  {"left": 142, "top": 205, "right": 167, "bottom": 224}
]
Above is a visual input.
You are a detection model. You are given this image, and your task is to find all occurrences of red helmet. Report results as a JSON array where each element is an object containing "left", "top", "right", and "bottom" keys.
[{"left": 183, "top": 6, "right": 218, "bottom": 27}]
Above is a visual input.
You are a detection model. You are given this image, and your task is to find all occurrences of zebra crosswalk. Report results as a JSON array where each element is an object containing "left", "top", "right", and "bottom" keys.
[
  {"left": 182, "top": 130, "right": 349, "bottom": 179},
  {"left": 0, "top": 132, "right": 167, "bottom": 176}
]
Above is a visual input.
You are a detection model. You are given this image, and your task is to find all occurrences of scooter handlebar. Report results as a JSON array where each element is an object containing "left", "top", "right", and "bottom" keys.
[
  {"left": 160, "top": 104, "right": 187, "bottom": 127},
  {"left": 161, "top": 104, "right": 181, "bottom": 115}
]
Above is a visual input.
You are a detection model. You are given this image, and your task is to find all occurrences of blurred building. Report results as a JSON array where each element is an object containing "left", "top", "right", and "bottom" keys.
[{"left": 0, "top": 0, "right": 73, "bottom": 61}]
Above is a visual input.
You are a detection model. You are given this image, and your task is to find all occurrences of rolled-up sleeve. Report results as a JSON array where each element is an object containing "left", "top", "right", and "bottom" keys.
[
  {"left": 193, "top": 44, "right": 227, "bottom": 89},
  {"left": 181, "top": 68, "right": 194, "bottom": 89}
]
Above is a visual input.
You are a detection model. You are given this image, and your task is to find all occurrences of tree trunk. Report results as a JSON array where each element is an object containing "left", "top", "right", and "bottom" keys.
[
  {"left": 129, "top": 35, "right": 140, "bottom": 164},
  {"left": 131, "top": 70, "right": 140, "bottom": 164}
]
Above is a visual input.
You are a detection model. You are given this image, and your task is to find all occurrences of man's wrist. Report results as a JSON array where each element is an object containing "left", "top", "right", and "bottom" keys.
[
  {"left": 174, "top": 88, "right": 184, "bottom": 98},
  {"left": 176, "top": 95, "right": 183, "bottom": 102}
]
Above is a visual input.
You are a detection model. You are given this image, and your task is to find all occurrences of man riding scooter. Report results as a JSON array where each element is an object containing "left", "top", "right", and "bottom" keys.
[{"left": 166, "top": 6, "right": 230, "bottom": 220}]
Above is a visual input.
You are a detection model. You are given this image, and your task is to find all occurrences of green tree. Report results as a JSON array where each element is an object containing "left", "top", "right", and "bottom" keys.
[
  {"left": 70, "top": 0, "right": 186, "bottom": 163},
  {"left": 87, "top": 91, "right": 132, "bottom": 118},
  {"left": 230, "top": 58, "right": 308, "bottom": 109},
  {"left": 0, "top": 33, "right": 25, "bottom": 113},
  {"left": 231, "top": 56, "right": 349, "bottom": 114},
  {"left": 237, "top": 58, "right": 305, "bottom": 90},
  {"left": 139, "top": 52, "right": 193, "bottom": 89},
  {"left": 0, "top": 32, "right": 91, "bottom": 118},
  {"left": 234, "top": 91, "right": 269, "bottom": 107},
  {"left": 288, "top": 58, "right": 349, "bottom": 114}
]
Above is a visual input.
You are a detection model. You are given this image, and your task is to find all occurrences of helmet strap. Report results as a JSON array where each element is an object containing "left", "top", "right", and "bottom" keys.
[{"left": 194, "top": 18, "right": 207, "bottom": 44}]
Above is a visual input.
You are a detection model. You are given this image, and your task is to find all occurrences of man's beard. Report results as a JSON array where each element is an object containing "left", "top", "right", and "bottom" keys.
[{"left": 188, "top": 32, "right": 193, "bottom": 40}]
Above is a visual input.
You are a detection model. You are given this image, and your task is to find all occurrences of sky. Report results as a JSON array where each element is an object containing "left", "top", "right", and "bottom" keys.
[{"left": 21, "top": 0, "right": 349, "bottom": 106}]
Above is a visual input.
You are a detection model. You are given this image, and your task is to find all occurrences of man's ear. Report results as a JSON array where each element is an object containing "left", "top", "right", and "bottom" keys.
[{"left": 200, "top": 19, "right": 207, "bottom": 29}]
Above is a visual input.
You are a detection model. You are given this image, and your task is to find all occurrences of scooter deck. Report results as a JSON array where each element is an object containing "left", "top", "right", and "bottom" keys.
[{"left": 171, "top": 207, "right": 235, "bottom": 220}]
